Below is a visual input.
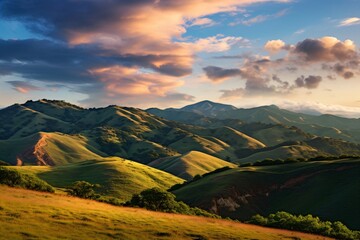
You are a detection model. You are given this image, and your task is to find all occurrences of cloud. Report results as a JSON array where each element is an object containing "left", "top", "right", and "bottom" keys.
[
  {"left": 0, "top": 0, "right": 287, "bottom": 106},
  {"left": 278, "top": 101, "right": 360, "bottom": 118},
  {"left": 6, "top": 80, "right": 42, "bottom": 93},
  {"left": 185, "top": 35, "right": 250, "bottom": 53},
  {"left": 294, "top": 75, "right": 322, "bottom": 89},
  {"left": 188, "top": 18, "right": 215, "bottom": 27},
  {"left": 339, "top": 17, "right": 360, "bottom": 27},
  {"left": 230, "top": 9, "right": 288, "bottom": 26},
  {"left": 203, "top": 66, "right": 241, "bottom": 81},
  {"left": 293, "top": 37, "right": 357, "bottom": 62},
  {"left": 294, "top": 29, "right": 305, "bottom": 35},
  {"left": 220, "top": 88, "right": 245, "bottom": 100},
  {"left": 264, "top": 39, "right": 286, "bottom": 53}
]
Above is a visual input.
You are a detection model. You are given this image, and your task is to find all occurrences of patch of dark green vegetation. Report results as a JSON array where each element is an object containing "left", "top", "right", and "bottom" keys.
[
  {"left": 0, "top": 167, "right": 54, "bottom": 192},
  {"left": 169, "top": 166, "right": 231, "bottom": 191},
  {"left": 248, "top": 211, "right": 360, "bottom": 240},
  {"left": 126, "top": 187, "right": 219, "bottom": 218},
  {"left": 66, "top": 181, "right": 101, "bottom": 199},
  {"left": 240, "top": 155, "right": 360, "bottom": 167}
]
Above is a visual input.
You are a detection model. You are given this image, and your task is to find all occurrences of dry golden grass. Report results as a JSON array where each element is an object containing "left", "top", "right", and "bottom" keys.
[{"left": 0, "top": 186, "right": 331, "bottom": 240}]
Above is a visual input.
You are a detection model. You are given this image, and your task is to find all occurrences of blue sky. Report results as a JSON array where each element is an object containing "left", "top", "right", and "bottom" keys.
[{"left": 0, "top": 0, "right": 359, "bottom": 117}]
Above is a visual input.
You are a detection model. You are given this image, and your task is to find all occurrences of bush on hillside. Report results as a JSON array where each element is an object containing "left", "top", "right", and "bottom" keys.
[
  {"left": 66, "top": 181, "right": 100, "bottom": 199},
  {"left": 0, "top": 167, "right": 54, "bottom": 192},
  {"left": 126, "top": 188, "right": 219, "bottom": 218},
  {"left": 248, "top": 211, "right": 360, "bottom": 240}
]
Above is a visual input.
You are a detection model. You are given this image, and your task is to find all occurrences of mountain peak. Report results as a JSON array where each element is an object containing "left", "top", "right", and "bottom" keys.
[{"left": 180, "top": 100, "right": 237, "bottom": 117}]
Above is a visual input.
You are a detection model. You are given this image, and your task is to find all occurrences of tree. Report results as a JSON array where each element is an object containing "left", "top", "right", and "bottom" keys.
[
  {"left": 128, "top": 188, "right": 177, "bottom": 212},
  {"left": 67, "top": 181, "right": 100, "bottom": 199}
]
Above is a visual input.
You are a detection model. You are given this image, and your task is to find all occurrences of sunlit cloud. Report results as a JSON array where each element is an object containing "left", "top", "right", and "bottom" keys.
[
  {"left": 0, "top": 0, "right": 288, "bottom": 106},
  {"left": 338, "top": 17, "right": 360, "bottom": 27},
  {"left": 7, "top": 80, "right": 42, "bottom": 93}
]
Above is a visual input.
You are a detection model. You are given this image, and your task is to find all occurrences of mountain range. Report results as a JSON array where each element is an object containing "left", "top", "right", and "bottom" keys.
[{"left": 0, "top": 99, "right": 359, "bottom": 229}]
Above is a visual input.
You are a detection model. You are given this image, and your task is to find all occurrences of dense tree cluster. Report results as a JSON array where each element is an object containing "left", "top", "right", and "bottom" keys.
[{"left": 126, "top": 188, "right": 219, "bottom": 218}]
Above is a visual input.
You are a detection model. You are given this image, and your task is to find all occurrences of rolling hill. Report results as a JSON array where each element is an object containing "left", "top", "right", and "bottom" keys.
[
  {"left": 148, "top": 151, "right": 236, "bottom": 180},
  {"left": 0, "top": 186, "right": 330, "bottom": 240},
  {"left": 173, "top": 158, "right": 360, "bottom": 230},
  {"left": 11, "top": 157, "right": 183, "bottom": 201},
  {"left": 0, "top": 132, "right": 104, "bottom": 166},
  {"left": 1, "top": 99, "right": 360, "bottom": 167}
]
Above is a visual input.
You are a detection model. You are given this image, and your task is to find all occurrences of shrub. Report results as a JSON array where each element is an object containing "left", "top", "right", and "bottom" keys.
[
  {"left": 248, "top": 211, "right": 360, "bottom": 240},
  {"left": 126, "top": 188, "right": 219, "bottom": 218},
  {"left": 66, "top": 181, "right": 100, "bottom": 199},
  {"left": 0, "top": 167, "right": 54, "bottom": 192}
]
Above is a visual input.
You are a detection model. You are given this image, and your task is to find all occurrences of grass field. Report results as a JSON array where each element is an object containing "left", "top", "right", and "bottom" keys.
[
  {"left": 10, "top": 157, "right": 183, "bottom": 201},
  {"left": 0, "top": 186, "right": 331, "bottom": 240}
]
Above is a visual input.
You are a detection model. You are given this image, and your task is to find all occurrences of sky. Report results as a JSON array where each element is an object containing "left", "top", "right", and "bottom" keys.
[{"left": 0, "top": 0, "right": 360, "bottom": 117}]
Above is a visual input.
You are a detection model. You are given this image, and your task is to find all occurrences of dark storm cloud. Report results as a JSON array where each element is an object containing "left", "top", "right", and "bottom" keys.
[
  {"left": 0, "top": 39, "right": 192, "bottom": 85},
  {"left": 203, "top": 66, "right": 241, "bottom": 81},
  {"left": 0, "top": 0, "right": 146, "bottom": 39},
  {"left": 295, "top": 75, "right": 322, "bottom": 89}
]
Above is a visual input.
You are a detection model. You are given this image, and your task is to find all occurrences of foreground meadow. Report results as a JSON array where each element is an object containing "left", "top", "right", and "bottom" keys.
[{"left": 0, "top": 186, "right": 331, "bottom": 240}]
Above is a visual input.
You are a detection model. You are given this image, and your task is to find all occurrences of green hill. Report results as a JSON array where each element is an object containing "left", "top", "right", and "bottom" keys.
[
  {"left": 173, "top": 159, "right": 360, "bottom": 230},
  {"left": 0, "top": 132, "right": 104, "bottom": 166},
  {"left": 0, "top": 186, "right": 329, "bottom": 240},
  {"left": 236, "top": 144, "right": 319, "bottom": 164},
  {"left": 11, "top": 157, "right": 183, "bottom": 201},
  {"left": 148, "top": 151, "right": 236, "bottom": 180}
]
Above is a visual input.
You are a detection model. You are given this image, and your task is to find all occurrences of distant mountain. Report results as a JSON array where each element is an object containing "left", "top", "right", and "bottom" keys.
[
  {"left": 180, "top": 100, "right": 237, "bottom": 117},
  {"left": 148, "top": 101, "right": 360, "bottom": 143}
]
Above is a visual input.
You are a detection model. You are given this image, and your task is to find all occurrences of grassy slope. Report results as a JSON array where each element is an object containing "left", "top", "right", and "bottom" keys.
[
  {"left": 174, "top": 159, "right": 360, "bottom": 230},
  {"left": 236, "top": 144, "right": 319, "bottom": 164},
  {"left": 0, "top": 132, "right": 104, "bottom": 166},
  {"left": 0, "top": 133, "right": 40, "bottom": 165},
  {"left": 148, "top": 151, "right": 237, "bottom": 180},
  {"left": 11, "top": 157, "right": 183, "bottom": 201},
  {"left": 0, "top": 186, "right": 331, "bottom": 240},
  {"left": 168, "top": 134, "right": 237, "bottom": 160}
]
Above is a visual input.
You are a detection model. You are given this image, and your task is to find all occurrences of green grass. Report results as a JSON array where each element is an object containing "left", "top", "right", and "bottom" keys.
[
  {"left": 174, "top": 159, "right": 360, "bottom": 230},
  {"left": 0, "top": 132, "right": 104, "bottom": 166},
  {"left": 149, "top": 151, "right": 236, "bottom": 181},
  {"left": 9, "top": 157, "right": 184, "bottom": 201},
  {"left": 0, "top": 186, "right": 331, "bottom": 240},
  {"left": 235, "top": 144, "right": 319, "bottom": 164}
]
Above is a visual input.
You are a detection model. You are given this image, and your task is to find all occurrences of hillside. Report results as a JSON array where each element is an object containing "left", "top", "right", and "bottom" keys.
[
  {"left": 0, "top": 186, "right": 331, "bottom": 240},
  {"left": 0, "top": 132, "right": 104, "bottom": 166},
  {"left": 173, "top": 159, "right": 360, "bottom": 230},
  {"left": 148, "top": 151, "right": 237, "bottom": 180},
  {"left": 11, "top": 157, "right": 183, "bottom": 201},
  {"left": 236, "top": 137, "right": 360, "bottom": 164}
]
